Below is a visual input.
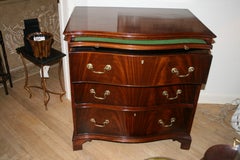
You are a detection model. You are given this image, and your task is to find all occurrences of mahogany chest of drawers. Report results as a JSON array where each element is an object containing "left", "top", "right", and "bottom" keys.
[{"left": 64, "top": 7, "right": 216, "bottom": 150}]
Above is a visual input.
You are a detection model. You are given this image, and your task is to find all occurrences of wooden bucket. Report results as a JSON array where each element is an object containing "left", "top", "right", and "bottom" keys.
[{"left": 27, "top": 32, "right": 53, "bottom": 59}]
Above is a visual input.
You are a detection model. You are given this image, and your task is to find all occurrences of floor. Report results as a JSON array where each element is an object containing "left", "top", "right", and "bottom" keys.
[{"left": 0, "top": 69, "right": 239, "bottom": 160}]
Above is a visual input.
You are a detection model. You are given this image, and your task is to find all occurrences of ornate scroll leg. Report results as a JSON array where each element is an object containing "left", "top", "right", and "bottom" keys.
[
  {"left": 19, "top": 53, "right": 32, "bottom": 98},
  {"left": 40, "top": 65, "right": 50, "bottom": 110},
  {"left": 58, "top": 60, "right": 66, "bottom": 102}
]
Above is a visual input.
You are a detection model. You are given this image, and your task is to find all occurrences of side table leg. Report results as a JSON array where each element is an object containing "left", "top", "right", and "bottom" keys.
[
  {"left": 40, "top": 65, "right": 50, "bottom": 110},
  {"left": 19, "top": 53, "right": 32, "bottom": 98},
  {"left": 58, "top": 60, "right": 66, "bottom": 101}
]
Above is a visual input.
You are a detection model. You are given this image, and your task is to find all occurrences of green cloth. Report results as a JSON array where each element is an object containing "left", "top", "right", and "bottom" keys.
[{"left": 72, "top": 37, "right": 206, "bottom": 45}]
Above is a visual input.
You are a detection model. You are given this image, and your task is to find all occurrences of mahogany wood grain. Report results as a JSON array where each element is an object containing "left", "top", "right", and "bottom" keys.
[
  {"left": 69, "top": 49, "right": 212, "bottom": 85},
  {"left": 64, "top": 7, "right": 216, "bottom": 41},
  {"left": 64, "top": 7, "right": 215, "bottom": 150},
  {"left": 72, "top": 83, "right": 199, "bottom": 106}
]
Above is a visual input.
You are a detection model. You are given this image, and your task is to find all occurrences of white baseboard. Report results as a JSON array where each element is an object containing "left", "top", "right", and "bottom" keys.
[{"left": 199, "top": 91, "right": 239, "bottom": 104}]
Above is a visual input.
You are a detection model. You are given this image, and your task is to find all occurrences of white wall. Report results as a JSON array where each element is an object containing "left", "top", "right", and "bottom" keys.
[{"left": 59, "top": 0, "right": 240, "bottom": 104}]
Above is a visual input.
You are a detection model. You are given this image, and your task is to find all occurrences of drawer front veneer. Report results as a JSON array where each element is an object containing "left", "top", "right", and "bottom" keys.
[
  {"left": 72, "top": 83, "right": 200, "bottom": 106},
  {"left": 70, "top": 51, "right": 212, "bottom": 85},
  {"left": 75, "top": 106, "right": 191, "bottom": 137}
]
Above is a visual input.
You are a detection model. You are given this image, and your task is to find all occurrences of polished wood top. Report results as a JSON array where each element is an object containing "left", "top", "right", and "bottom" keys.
[{"left": 64, "top": 7, "right": 216, "bottom": 40}]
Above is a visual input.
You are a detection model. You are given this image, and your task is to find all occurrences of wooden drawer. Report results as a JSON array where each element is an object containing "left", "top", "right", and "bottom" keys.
[
  {"left": 72, "top": 83, "right": 200, "bottom": 106},
  {"left": 75, "top": 105, "right": 192, "bottom": 137},
  {"left": 69, "top": 50, "right": 212, "bottom": 86}
]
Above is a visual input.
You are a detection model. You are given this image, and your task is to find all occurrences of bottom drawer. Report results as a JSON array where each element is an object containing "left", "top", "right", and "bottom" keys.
[{"left": 75, "top": 105, "right": 193, "bottom": 137}]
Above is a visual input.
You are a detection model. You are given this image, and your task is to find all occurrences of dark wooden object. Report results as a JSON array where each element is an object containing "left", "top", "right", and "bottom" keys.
[
  {"left": 202, "top": 144, "right": 240, "bottom": 160},
  {"left": 0, "top": 30, "right": 13, "bottom": 95},
  {"left": 64, "top": 7, "right": 216, "bottom": 150}
]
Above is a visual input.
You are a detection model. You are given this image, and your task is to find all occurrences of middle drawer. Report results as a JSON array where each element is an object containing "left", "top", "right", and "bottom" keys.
[{"left": 72, "top": 83, "right": 200, "bottom": 106}]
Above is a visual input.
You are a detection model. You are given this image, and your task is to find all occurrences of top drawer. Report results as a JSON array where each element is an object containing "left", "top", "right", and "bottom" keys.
[{"left": 69, "top": 50, "right": 212, "bottom": 86}]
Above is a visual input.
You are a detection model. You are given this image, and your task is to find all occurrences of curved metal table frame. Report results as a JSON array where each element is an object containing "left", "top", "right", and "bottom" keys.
[{"left": 16, "top": 47, "right": 66, "bottom": 110}]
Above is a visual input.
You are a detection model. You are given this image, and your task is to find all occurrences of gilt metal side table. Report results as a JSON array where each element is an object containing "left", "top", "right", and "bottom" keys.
[{"left": 16, "top": 46, "right": 66, "bottom": 110}]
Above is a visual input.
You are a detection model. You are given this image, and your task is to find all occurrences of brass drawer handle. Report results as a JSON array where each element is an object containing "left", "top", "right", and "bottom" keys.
[
  {"left": 171, "top": 66, "right": 194, "bottom": 78},
  {"left": 90, "top": 89, "right": 110, "bottom": 100},
  {"left": 90, "top": 118, "right": 110, "bottom": 128},
  {"left": 162, "top": 89, "right": 182, "bottom": 100},
  {"left": 158, "top": 117, "right": 176, "bottom": 128},
  {"left": 86, "top": 63, "right": 111, "bottom": 74}
]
